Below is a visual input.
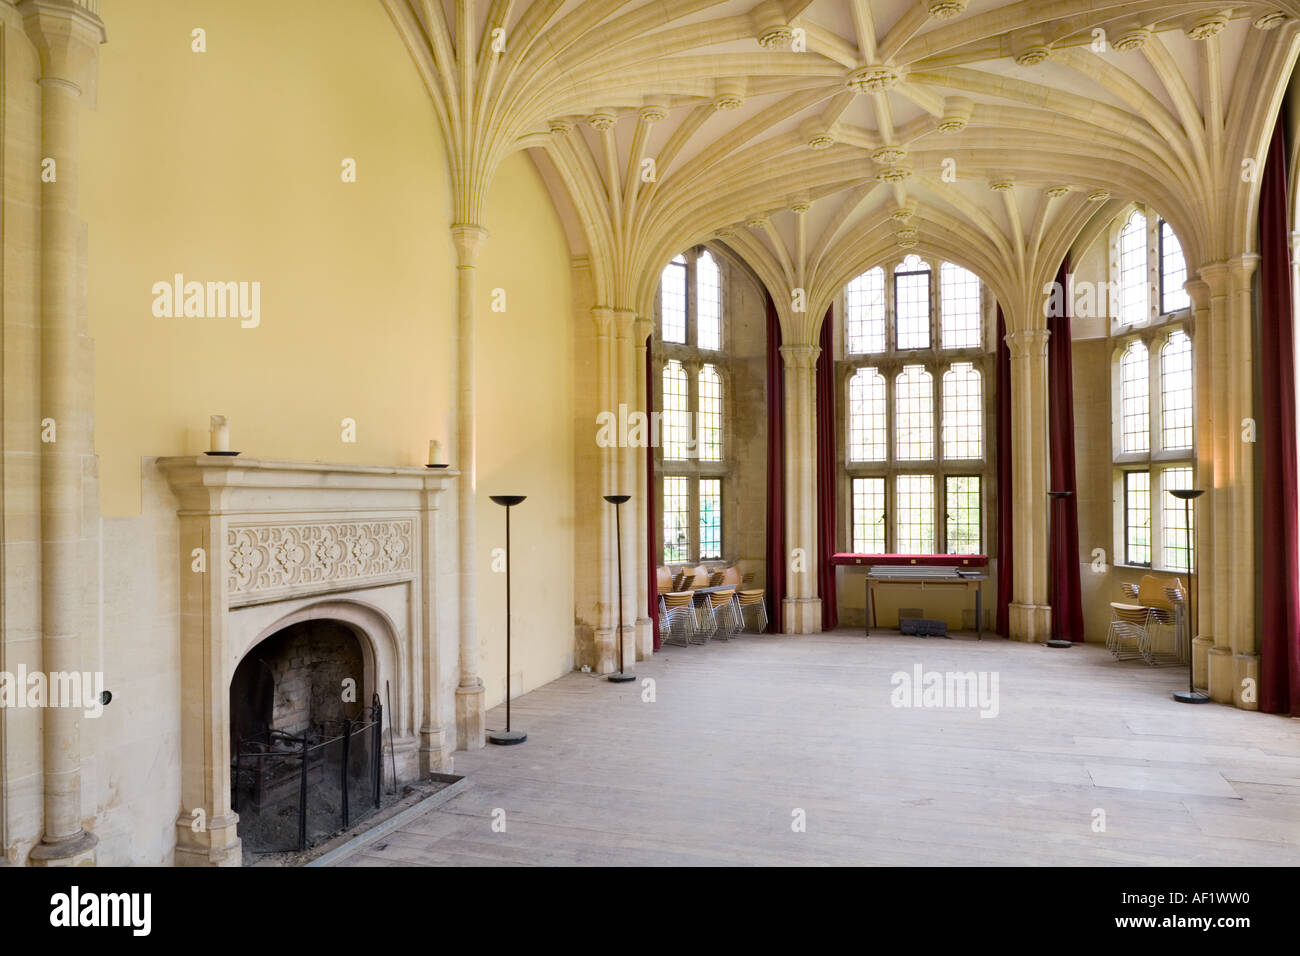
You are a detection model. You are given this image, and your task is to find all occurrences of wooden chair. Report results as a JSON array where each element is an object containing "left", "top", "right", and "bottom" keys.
[
  {"left": 660, "top": 591, "right": 697, "bottom": 646},
  {"left": 656, "top": 566, "right": 674, "bottom": 595},
  {"left": 736, "top": 589, "right": 769, "bottom": 633},
  {"left": 718, "top": 565, "right": 767, "bottom": 633},
  {"left": 1107, "top": 575, "right": 1184, "bottom": 665},
  {"left": 707, "top": 588, "right": 739, "bottom": 640}
]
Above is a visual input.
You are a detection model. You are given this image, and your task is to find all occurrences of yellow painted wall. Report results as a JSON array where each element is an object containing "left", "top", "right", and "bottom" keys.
[
  {"left": 68, "top": 0, "right": 576, "bottom": 861},
  {"left": 81, "top": 0, "right": 456, "bottom": 516},
  {"left": 475, "top": 153, "right": 576, "bottom": 705}
]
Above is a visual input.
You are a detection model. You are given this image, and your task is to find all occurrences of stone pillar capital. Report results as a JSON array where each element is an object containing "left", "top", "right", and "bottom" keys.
[
  {"left": 449, "top": 223, "right": 488, "bottom": 266},
  {"left": 779, "top": 343, "right": 820, "bottom": 369},
  {"left": 612, "top": 307, "right": 636, "bottom": 340},
  {"left": 1004, "top": 327, "right": 1050, "bottom": 358},
  {"left": 18, "top": 0, "right": 105, "bottom": 91},
  {"left": 1197, "top": 260, "right": 1230, "bottom": 294},
  {"left": 591, "top": 305, "right": 614, "bottom": 335},
  {"left": 1227, "top": 252, "right": 1260, "bottom": 286},
  {"left": 633, "top": 315, "right": 653, "bottom": 344},
  {"left": 1184, "top": 276, "right": 1211, "bottom": 312}
]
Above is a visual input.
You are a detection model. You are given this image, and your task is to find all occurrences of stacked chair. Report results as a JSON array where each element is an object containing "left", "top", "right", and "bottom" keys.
[
  {"left": 655, "top": 563, "right": 770, "bottom": 647},
  {"left": 1106, "top": 574, "right": 1186, "bottom": 665}
]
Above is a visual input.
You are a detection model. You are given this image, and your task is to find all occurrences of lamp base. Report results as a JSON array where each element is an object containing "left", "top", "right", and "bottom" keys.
[
  {"left": 488, "top": 729, "right": 527, "bottom": 745},
  {"left": 606, "top": 672, "right": 636, "bottom": 683},
  {"left": 1045, "top": 639, "right": 1074, "bottom": 648},
  {"left": 1173, "top": 690, "right": 1211, "bottom": 704}
]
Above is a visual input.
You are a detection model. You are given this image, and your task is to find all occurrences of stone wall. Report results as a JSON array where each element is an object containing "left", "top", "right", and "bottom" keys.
[{"left": 253, "top": 622, "right": 366, "bottom": 738}]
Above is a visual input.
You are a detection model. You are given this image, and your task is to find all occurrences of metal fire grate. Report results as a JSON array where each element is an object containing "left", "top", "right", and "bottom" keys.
[{"left": 232, "top": 694, "right": 385, "bottom": 853}]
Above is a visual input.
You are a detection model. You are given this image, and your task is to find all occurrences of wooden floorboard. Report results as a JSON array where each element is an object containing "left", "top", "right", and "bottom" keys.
[{"left": 331, "top": 630, "right": 1300, "bottom": 866}]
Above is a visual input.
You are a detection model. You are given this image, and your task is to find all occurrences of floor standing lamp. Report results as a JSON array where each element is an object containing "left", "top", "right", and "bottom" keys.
[
  {"left": 488, "top": 495, "right": 528, "bottom": 743},
  {"left": 604, "top": 494, "right": 636, "bottom": 683},
  {"left": 1045, "top": 490, "right": 1075, "bottom": 648},
  {"left": 1169, "top": 488, "right": 1208, "bottom": 704}
]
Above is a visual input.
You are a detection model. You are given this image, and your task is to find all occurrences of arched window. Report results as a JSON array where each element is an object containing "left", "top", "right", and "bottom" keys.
[
  {"left": 696, "top": 365, "right": 722, "bottom": 461},
  {"left": 1118, "top": 211, "right": 1148, "bottom": 325},
  {"left": 1115, "top": 328, "right": 1195, "bottom": 571},
  {"left": 1119, "top": 340, "right": 1149, "bottom": 454},
  {"left": 662, "top": 360, "right": 690, "bottom": 460},
  {"left": 942, "top": 362, "right": 982, "bottom": 459},
  {"left": 660, "top": 254, "right": 687, "bottom": 343},
  {"left": 940, "top": 262, "right": 982, "bottom": 348},
  {"left": 846, "top": 267, "right": 886, "bottom": 353},
  {"left": 1108, "top": 205, "right": 1196, "bottom": 572},
  {"left": 697, "top": 251, "right": 722, "bottom": 350},
  {"left": 1159, "top": 221, "right": 1189, "bottom": 314},
  {"left": 842, "top": 256, "right": 990, "bottom": 557},
  {"left": 894, "top": 255, "right": 931, "bottom": 349},
  {"left": 655, "top": 248, "right": 732, "bottom": 564},
  {"left": 848, "top": 368, "right": 887, "bottom": 462},
  {"left": 895, "top": 365, "right": 934, "bottom": 460},
  {"left": 1160, "top": 330, "right": 1193, "bottom": 450}
]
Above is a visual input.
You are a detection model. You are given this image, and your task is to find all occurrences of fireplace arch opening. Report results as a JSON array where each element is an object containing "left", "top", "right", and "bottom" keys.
[{"left": 230, "top": 618, "right": 384, "bottom": 857}]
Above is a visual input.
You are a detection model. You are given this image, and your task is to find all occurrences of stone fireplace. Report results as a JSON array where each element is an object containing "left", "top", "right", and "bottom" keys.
[{"left": 159, "top": 457, "right": 458, "bottom": 866}]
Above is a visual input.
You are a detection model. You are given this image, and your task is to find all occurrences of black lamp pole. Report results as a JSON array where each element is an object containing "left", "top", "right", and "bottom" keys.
[
  {"left": 488, "top": 495, "right": 528, "bottom": 743},
  {"left": 604, "top": 494, "right": 636, "bottom": 682},
  {"left": 1045, "top": 490, "right": 1074, "bottom": 648},
  {"left": 1169, "top": 489, "right": 1208, "bottom": 704}
]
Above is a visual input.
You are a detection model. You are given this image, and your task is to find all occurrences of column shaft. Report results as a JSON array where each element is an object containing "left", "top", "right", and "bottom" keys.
[
  {"left": 1006, "top": 328, "right": 1052, "bottom": 642},
  {"left": 633, "top": 319, "right": 652, "bottom": 659},
  {"left": 21, "top": 0, "right": 107, "bottom": 866},
  {"left": 780, "top": 344, "right": 821, "bottom": 632},
  {"left": 451, "top": 224, "right": 487, "bottom": 750}
]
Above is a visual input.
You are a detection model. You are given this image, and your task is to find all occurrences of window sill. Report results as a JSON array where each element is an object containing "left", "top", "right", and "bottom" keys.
[{"left": 1111, "top": 563, "right": 1196, "bottom": 576}]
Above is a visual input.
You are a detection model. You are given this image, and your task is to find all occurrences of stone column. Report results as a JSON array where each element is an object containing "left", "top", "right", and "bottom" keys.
[
  {"left": 1185, "top": 277, "right": 1215, "bottom": 690},
  {"left": 1198, "top": 263, "right": 1237, "bottom": 702},
  {"left": 613, "top": 309, "right": 638, "bottom": 670},
  {"left": 1226, "top": 255, "right": 1259, "bottom": 707},
  {"left": 592, "top": 306, "right": 617, "bottom": 673},
  {"left": 632, "top": 316, "right": 654, "bottom": 659},
  {"left": 1005, "top": 328, "right": 1052, "bottom": 642},
  {"left": 781, "top": 344, "right": 821, "bottom": 633},
  {"left": 451, "top": 223, "right": 486, "bottom": 749},
  {"left": 20, "top": 0, "right": 105, "bottom": 868},
  {"left": 418, "top": 474, "right": 454, "bottom": 773}
]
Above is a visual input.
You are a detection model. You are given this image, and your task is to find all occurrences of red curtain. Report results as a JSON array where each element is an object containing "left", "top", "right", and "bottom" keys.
[
  {"left": 816, "top": 308, "right": 838, "bottom": 630},
  {"left": 646, "top": 335, "right": 660, "bottom": 650},
  {"left": 1259, "top": 117, "right": 1299, "bottom": 714},
  {"left": 995, "top": 307, "right": 1013, "bottom": 636},
  {"left": 1048, "top": 261, "right": 1085, "bottom": 642},
  {"left": 765, "top": 293, "right": 786, "bottom": 632}
]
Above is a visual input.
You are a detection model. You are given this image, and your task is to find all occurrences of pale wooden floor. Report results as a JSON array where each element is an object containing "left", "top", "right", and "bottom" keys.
[{"left": 335, "top": 630, "right": 1300, "bottom": 866}]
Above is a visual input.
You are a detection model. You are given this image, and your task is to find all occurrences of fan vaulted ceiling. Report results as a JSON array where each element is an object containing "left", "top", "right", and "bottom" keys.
[{"left": 384, "top": 0, "right": 1300, "bottom": 337}]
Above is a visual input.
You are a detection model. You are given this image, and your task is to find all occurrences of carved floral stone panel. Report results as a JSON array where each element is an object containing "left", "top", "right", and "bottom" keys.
[{"left": 226, "top": 519, "right": 415, "bottom": 599}]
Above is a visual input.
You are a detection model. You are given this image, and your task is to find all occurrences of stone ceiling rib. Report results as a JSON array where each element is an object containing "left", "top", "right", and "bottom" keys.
[{"left": 383, "top": 0, "right": 1300, "bottom": 338}]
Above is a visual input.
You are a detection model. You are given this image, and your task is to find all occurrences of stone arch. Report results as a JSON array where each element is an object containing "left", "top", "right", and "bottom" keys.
[{"left": 234, "top": 599, "right": 406, "bottom": 731}]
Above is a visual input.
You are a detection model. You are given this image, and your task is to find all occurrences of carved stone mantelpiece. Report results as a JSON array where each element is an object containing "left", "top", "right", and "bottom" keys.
[
  {"left": 158, "top": 457, "right": 458, "bottom": 866},
  {"left": 226, "top": 518, "right": 416, "bottom": 603}
]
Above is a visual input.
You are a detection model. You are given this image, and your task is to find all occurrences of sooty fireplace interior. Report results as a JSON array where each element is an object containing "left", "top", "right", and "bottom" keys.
[{"left": 230, "top": 620, "right": 385, "bottom": 855}]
